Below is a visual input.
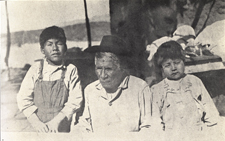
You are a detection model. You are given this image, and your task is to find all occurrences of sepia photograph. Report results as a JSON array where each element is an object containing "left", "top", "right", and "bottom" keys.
[{"left": 1, "top": 0, "right": 225, "bottom": 140}]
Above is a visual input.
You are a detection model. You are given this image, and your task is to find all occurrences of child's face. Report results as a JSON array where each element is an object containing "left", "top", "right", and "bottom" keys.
[
  {"left": 161, "top": 58, "right": 185, "bottom": 80},
  {"left": 41, "top": 38, "right": 66, "bottom": 65}
]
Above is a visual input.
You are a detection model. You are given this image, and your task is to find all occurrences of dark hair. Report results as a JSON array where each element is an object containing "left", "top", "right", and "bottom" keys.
[
  {"left": 154, "top": 40, "right": 185, "bottom": 68},
  {"left": 39, "top": 26, "right": 67, "bottom": 50}
]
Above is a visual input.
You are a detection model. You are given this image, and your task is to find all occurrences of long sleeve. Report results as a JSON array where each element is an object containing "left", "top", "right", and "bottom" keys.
[
  {"left": 198, "top": 79, "right": 220, "bottom": 126},
  {"left": 139, "top": 86, "right": 151, "bottom": 130},
  {"left": 139, "top": 85, "right": 162, "bottom": 132},
  {"left": 71, "top": 86, "right": 92, "bottom": 133},
  {"left": 61, "top": 65, "right": 83, "bottom": 120},
  {"left": 17, "top": 63, "right": 38, "bottom": 118}
]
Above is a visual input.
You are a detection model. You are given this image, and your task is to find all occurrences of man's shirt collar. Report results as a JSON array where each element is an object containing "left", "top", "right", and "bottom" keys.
[
  {"left": 43, "top": 58, "right": 66, "bottom": 73},
  {"left": 95, "top": 75, "right": 130, "bottom": 90}
]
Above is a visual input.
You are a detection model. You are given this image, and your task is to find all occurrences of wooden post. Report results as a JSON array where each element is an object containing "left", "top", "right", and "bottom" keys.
[
  {"left": 5, "top": 1, "right": 11, "bottom": 80},
  {"left": 191, "top": 0, "right": 207, "bottom": 29},
  {"left": 197, "top": 0, "right": 216, "bottom": 36},
  {"left": 83, "top": 0, "right": 91, "bottom": 47}
]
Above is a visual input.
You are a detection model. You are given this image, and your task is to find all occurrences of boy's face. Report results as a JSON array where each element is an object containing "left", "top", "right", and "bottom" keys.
[
  {"left": 161, "top": 58, "right": 185, "bottom": 80},
  {"left": 41, "top": 38, "right": 66, "bottom": 65}
]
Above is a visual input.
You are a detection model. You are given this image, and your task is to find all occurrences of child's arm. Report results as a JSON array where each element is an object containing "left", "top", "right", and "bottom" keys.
[
  {"left": 28, "top": 112, "right": 49, "bottom": 133},
  {"left": 17, "top": 64, "right": 38, "bottom": 117},
  {"left": 198, "top": 78, "right": 220, "bottom": 126},
  {"left": 45, "top": 112, "right": 65, "bottom": 133},
  {"left": 150, "top": 85, "right": 164, "bottom": 131},
  {"left": 17, "top": 63, "right": 48, "bottom": 132},
  {"left": 60, "top": 65, "right": 83, "bottom": 120}
]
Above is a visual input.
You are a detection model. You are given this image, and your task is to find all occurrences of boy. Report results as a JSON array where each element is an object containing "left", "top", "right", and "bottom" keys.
[{"left": 17, "top": 26, "right": 82, "bottom": 133}]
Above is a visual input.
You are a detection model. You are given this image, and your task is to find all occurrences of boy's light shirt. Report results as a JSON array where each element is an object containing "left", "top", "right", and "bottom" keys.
[{"left": 17, "top": 58, "right": 83, "bottom": 119}]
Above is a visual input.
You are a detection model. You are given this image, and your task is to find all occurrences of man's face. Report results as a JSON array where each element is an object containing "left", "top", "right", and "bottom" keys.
[
  {"left": 95, "top": 55, "right": 125, "bottom": 93},
  {"left": 41, "top": 38, "right": 66, "bottom": 65},
  {"left": 162, "top": 58, "right": 185, "bottom": 80}
]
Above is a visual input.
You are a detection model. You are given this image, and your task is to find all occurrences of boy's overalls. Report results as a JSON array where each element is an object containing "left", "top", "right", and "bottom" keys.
[{"left": 33, "top": 59, "right": 71, "bottom": 132}]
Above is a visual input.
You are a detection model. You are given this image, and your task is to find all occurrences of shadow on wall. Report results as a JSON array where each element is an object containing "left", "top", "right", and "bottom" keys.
[
  {"left": 213, "top": 94, "right": 225, "bottom": 117},
  {"left": 65, "top": 47, "right": 98, "bottom": 89}
]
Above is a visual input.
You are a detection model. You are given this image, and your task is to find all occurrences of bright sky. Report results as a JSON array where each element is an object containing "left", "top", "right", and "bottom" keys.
[{"left": 1, "top": 0, "right": 109, "bottom": 33}]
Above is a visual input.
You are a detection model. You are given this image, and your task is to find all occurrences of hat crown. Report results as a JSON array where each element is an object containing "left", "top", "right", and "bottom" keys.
[
  {"left": 100, "top": 35, "right": 126, "bottom": 48},
  {"left": 84, "top": 35, "right": 129, "bottom": 55},
  {"left": 99, "top": 35, "right": 128, "bottom": 55}
]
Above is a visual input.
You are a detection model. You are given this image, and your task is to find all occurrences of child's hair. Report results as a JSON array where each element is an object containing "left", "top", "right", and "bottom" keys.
[
  {"left": 39, "top": 26, "right": 67, "bottom": 50},
  {"left": 154, "top": 40, "right": 185, "bottom": 68}
]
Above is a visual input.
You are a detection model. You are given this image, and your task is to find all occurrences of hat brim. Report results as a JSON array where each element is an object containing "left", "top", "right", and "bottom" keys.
[
  {"left": 84, "top": 46, "right": 104, "bottom": 53},
  {"left": 84, "top": 45, "right": 130, "bottom": 56}
]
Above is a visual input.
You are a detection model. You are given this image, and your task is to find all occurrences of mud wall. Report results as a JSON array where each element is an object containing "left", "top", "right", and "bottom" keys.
[{"left": 109, "top": 0, "right": 225, "bottom": 77}]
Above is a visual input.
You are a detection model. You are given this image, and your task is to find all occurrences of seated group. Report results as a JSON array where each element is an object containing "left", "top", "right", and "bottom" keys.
[{"left": 17, "top": 26, "right": 221, "bottom": 133}]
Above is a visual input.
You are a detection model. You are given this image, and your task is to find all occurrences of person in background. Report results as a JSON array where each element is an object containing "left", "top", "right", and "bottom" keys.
[
  {"left": 173, "top": 24, "right": 196, "bottom": 49},
  {"left": 146, "top": 36, "right": 172, "bottom": 62},
  {"left": 146, "top": 25, "right": 196, "bottom": 62},
  {"left": 71, "top": 35, "right": 161, "bottom": 133},
  {"left": 17, "top": 26, "right": 83, "bottom": 133},
  {"left": 145, "top": 36, "right": 171, "bottom": 87},
  {"left": 172, "top": 24, "right": 203, "bottom": 57},
  {"left": 151, "top": 40, "right": 220, "bottom": 132}
]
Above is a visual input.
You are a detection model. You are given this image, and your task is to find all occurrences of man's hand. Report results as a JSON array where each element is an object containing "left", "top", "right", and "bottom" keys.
[
  {"left": 28, "top": 113, "right": 49, "bottom": 133},
  {"left": 46, "top": 112, "right": 66, "bottom": 133}
]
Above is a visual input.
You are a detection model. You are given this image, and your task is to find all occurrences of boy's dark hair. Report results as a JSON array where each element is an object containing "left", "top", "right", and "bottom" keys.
[
  {"left": 154, "top": 40, "right": 185, "bottom": 68},
  {"left": 39, "top": 26, "right": 67, "bottom": 50}
]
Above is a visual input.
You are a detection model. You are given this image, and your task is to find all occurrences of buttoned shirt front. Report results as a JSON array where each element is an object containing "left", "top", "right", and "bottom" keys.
[{"left": 75, "top": 75, "right": 160, "bottom": 133}]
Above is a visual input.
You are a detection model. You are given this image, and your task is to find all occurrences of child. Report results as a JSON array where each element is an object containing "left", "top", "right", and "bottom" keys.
[
  {"left": 17, "top": 26, "right": 83, "bottom": 133},
  {"left": 151, "top": 40, "right": 220, "bottom": 131}
]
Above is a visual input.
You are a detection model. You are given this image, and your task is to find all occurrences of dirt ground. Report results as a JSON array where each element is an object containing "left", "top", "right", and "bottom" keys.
[
  {"left": 1, "top": 68, "right": 32, "bottom": 132},
  {"left": 1, "top": 67, "right": 225, "bottom": 132}
]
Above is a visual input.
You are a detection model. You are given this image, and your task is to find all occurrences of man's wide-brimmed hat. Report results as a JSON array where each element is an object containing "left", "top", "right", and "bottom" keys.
[{"left": 84, "top": 35, "right": 130, "bottom": 55}]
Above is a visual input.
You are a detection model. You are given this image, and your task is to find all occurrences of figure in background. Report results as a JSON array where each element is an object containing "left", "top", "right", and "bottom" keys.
[
  {"left": 144, "top": 6, "right": 177, "bottom": 87},
  {"left": 146, "top": 25, "right": 196, "bottom": 62},
  {"left": 71, "top": 35, "right": 161, "bottom": 133},
  {"left": 145, "top": 24, "right": 209, "bottom": 86},
  {"left": 145, "top": 37, "right": 171, "bottom": 86},
  {"left": 173, "top": 24, "right": 196, "bottom": 49},
  {"left": 151, "top": 40, "right": 220, "bottom": 132},
  {"left": 194, "top": 19, "right": 225, "bottom": 61},
  {"left": 17, "top": 26, "right": 83, "bottom": 133}
]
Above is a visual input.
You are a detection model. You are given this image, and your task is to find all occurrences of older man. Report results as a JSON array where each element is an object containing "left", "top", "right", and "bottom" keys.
[{"left": 72, "top": 35, "right": 161, "bottom": 133}]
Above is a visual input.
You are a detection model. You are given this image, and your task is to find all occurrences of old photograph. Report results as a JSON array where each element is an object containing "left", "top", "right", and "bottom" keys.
[{"left": 1, "top": 0, "right": 225, "bottom": 140}]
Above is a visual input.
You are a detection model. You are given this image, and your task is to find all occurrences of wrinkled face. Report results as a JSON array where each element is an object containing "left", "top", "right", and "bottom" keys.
[
  {"left": 162, "top": 58, "right": 185, "bottom": 80},
  {"left": 41, "top": 38, "right": 66, "bottom": 65},
  {"left": 95, "top": 55, "right": 125, "bottom": 93}
]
